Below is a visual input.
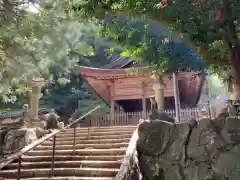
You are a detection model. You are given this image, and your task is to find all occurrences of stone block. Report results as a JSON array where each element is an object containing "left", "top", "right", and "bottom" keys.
[
  {"left": 57, "top": 122, "right": 64, "bottom": 129},
  {"left": 3, "top": 128, "right": 37, "bottom": 154}
]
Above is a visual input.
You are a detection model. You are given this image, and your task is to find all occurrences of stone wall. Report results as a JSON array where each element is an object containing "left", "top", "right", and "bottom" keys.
[
  {"left": 0, "top": 122, "right": 50, "bottom": 158},
  {"left": 137, "top": 117, "right": 240, "bottom": 180},
  {"left": 122, "top": 116, "right": 240, "bottom": 180}
]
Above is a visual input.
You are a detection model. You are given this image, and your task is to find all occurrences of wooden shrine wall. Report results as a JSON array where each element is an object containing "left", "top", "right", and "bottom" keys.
[
  {"left": 113, "top": 77, "right": 174, "bottom": 100},
  {"left": 85, "top": 76, "right": 174, "bottom": 103}
]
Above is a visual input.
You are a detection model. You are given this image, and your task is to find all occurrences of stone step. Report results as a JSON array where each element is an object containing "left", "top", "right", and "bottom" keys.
[
  {"left": 7, "top": 177, "right": 114, "bottom": 180},
  {"left": 54, "top": 134, "right": 132, "bottom": 141},
  {"left": 57, "top": 130, "right": 134, "bottom": 137},
  {"left": 0, "top": 126, "right": 134, "bottom": 180},
  {"left": 26, "top": 148, "right": 126, "bottom": 156},
  {"left": 41, "top": 138, "right": 131, "bottom": 146},
  {"left": 0, "top": 167, "right": 118, "bottom": 178},
  {"left": 35, "top": 142, "right": 129, "bottom": 150},
  {"left": 62, "top": 126, "right": 136, "bottom": 132},
  {"left": 5, "top": 160, "right": 121, "bottom": 170},
  {"left": 20, "top": 155, "right": 124, "bottom": 162},
  {"left": 60, "top": 129, "right": 134, "bottom": 135}
]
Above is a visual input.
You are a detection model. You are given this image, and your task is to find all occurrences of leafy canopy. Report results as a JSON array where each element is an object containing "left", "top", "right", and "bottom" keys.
[
  {"left": 103, "top": 15, "right": 206, "bottom": 73},
  {"left": 0, "top": 0, "right": 101, "bottom": 103},
  {"left": 85, "top": 0, "right": 240, "bottom": 78}
]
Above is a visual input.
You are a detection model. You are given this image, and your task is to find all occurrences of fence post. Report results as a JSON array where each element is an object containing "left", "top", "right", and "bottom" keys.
[
  {"left": 50, "top": 135, "right": 56, "bottom": 177},
  {"left": 17, "top": 155, "right": 22, "bottom": 180},
  {"left": 97, "top": 107, "right": 100, "bottom": 127},
  {"left": 73, "top": 126, "right": 76, "bottom": 153}
]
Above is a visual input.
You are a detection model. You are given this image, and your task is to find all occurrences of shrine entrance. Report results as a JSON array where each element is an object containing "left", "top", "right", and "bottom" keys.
[
  {"left": 117, "top": 99, "right": 143, "bottom": 112},
  {"left": 117, "top": 96, "right": 175, "bottom": 112}
]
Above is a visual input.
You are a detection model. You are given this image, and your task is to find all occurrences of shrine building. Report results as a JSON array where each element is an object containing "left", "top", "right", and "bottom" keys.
[{"left": 76, "top": 57, "right": 204, "bottom": 115}]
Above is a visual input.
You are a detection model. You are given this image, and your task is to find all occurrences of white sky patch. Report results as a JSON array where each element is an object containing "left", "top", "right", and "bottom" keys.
[{"left": 25, "top": 3, "right": 40, "bottom": 13}]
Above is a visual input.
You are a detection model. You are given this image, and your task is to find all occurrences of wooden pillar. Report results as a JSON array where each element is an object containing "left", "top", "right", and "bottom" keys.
[
  {"left": 111, "top": 99, "right": 115, "bottom": 122},
  {"left": 110, "top": 80, "right": 115, "bottom": 123},
  {"left": 173, "top": 73, "right": 180, "bottom": 123},
  {"left": 142, "top": 81, "right": 147, "bottom": 118}
]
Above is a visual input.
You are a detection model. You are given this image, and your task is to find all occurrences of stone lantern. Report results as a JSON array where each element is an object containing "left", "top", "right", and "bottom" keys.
[{"left": 27, "top": 78, "right": 46, "bottom": 128}]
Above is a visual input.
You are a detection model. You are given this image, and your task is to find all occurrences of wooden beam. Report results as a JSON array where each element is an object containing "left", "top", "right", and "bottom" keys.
[
  {"left": 114, "top": 91, "right": 174, "bottom": 100},
  {"left": 114, "top": 94, "right": 146, "bottom": 100},
  {"left": 114, "top": 77, "right": 174, "bottom": 90},
  {"left": 115, "top": 88, "right": 174, "bottom": 96},
  {"left": 142, "top": 81, "right": 147, "bottom": 118}
]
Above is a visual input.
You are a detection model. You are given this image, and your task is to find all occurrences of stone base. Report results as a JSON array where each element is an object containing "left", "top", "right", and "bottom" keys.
[
  {"left": 148, "top": 110, "right": 175, "bottom": 123},
  {"left": 3, "top": 128, "right": 38, "bottom": 155}
]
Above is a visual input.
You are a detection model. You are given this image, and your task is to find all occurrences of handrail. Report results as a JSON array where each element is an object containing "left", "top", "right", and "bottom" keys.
[{"left": 0, "top": 105, "right": 101, "bottom": 179}]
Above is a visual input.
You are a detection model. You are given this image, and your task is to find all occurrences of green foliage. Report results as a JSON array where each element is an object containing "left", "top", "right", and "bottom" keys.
[
  {"left": 83, "top": 0, "right": 240, "bottom": 78},
  {"left": 204, "top": 171, "right": 214, "bottom": 180},
  {"left": 79, "top": 99, "right": 109, "bottom": 113},
  {"left": 0, "top": 0, "right": 99, "bottom": 91},
  {"left": 102, "top": 15, "right": 206, "bottom": 73},
  {"left": 37, "top": 39, "right": 114, "bottom": 114},
  {"left": 0, "top": 0, "right": 101, "bottom": 104},
  {"left": 94, "top": 99, "right": 109, "bottom": 112}
]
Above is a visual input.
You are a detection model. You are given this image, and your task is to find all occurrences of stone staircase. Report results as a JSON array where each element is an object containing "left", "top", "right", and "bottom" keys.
[{"left": 0, "top": 126, "right": 136, "bottom": 180}]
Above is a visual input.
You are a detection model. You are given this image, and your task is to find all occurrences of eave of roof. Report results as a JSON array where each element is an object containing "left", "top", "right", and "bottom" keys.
[
  {"left": 102, "top": 56, "right": 132, "bottom": 69},
  {"left": 75, "top": 66, "right": 151, "bottom": 79}
]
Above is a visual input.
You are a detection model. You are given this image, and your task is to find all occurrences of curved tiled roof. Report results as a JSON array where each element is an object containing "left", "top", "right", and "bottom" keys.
[{"left": 76, "top": 66, "right": 150, "bottom": 79}]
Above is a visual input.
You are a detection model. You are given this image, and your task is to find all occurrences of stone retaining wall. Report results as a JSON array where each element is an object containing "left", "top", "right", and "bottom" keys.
[
  {"left": 116, "top": 113, "right": 240, "bottom": 180},
  {"left": 136, "top": 117, "right": 240, "bottom": 180}
]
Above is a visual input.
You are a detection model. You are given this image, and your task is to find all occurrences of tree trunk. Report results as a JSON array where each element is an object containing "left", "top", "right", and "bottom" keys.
[
  {"left": 229, "top": 44, "right": 240, "bottom": 100},
  {"left": 232, "top": 83, "right": 240, "bottom": 100},
  {"left": 221, "top": 0, "right": 240, "bottom": 100}
]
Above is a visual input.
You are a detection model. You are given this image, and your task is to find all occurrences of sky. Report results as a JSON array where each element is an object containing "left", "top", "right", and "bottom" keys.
[{"left": 25, "top": 2, "right": 39, "bottom": 13}]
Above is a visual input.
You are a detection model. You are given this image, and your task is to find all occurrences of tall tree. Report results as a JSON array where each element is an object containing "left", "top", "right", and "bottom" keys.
[
  {"left": 0, "top": 0, "right": 100, "bottom": 103},
  {"left": 101, "top": 15, "right": 206, "bottom": 110},
  {"left": 103, "top": 15, "right": 206, "bottom": 73},
  {"left": 84, "top": 0, "right": 240, "bottom": 99}
]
